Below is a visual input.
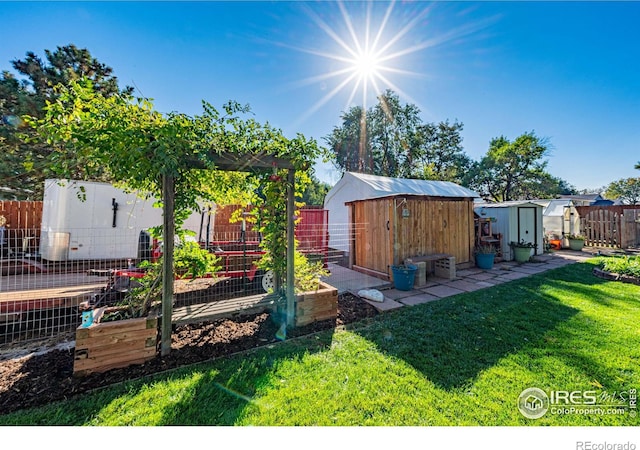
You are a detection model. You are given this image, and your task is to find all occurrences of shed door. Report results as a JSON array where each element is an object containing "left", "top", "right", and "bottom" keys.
[
  {"left": 351, "top": 199, "right": 391, "bottom": 276},
  {"left": 518, "top": 207, "right": 537, "bottom": 249}
]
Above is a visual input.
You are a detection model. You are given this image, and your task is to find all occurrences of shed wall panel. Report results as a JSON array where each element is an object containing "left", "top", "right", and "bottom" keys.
[{"left": 349, "top": 196, "right": 474, "bottom": 278}]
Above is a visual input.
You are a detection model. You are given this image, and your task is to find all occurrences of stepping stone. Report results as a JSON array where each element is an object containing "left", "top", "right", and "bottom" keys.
[
  {"left": 510, "top": 266, "right": 547, "bottom": 274},
  {"left": 495, "top": 271, "right": 529, "bottom": 280},
  {"left": 380, "top": 288, "right": 416, "bottom": 300},
  {"left": 456, "top": 268, "right": 484, "bottom": 276},
  {"left": 415, "top": 280, "right": 441, "bottom": 288},
  {"left": 363, "top": 298, "right": 405, "bottom": 312},
  {"left": 475, "top": 280, "right": 497, "bottom": 287},
  {"left": 466, "top": 272, "right": 498, "bottom": 281},
  {"left": 444, "top": 279, "right": 486, "bottom": 292},
  {"left": 421, "top": 284, "right": 466, "bottom": 298},
  {"left": 492, "top": 276, "right": 515, "bottom": 283},
  {"left": 398, "top": 293, "right": 439, "bottom": 306}
]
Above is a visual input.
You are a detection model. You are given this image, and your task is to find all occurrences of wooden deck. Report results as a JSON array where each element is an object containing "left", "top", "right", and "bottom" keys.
[
  {"left": 171, "top": 293, "right": 278, "bottom": 326},
  {"left": 0, "top": 271, "right": 276, "bottom": 327},
  {"left": 0, "top": 283, "right": 105, "bottom": 315}
]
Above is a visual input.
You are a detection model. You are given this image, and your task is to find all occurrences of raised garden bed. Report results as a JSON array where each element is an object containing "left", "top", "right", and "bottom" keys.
[
  {"left": 73, "top": 308, "right": 159, "bottom": 376},
  {"left": 0, "top": 292, "right": 378, "bottom": 416},
  {"left": 295, "top": 281, "right": 338, "bottom": 326},
  {"left": 592, "top": 267, "right": 640, "bottom": 286}
]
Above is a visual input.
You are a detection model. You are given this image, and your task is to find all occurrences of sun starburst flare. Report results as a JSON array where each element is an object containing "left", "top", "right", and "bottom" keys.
[{"left": 277, "top": 0, "right": 500, "bottom": 131}]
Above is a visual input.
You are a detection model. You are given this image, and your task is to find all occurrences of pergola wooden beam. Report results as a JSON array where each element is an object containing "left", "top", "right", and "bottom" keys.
[
  {"left": 185, "top": 151, "right": 296, "bottom": 172},
  {"left": 207, "top": 152, "right": 296, "bottom": 171},
  {"left": 160, "top": 151, "right": 297, "bottom": 356}
]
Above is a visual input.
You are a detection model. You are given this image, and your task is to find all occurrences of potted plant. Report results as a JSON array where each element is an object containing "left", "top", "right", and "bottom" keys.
[
  {"left": 474, "top": 244, "right": 496, "bottom": 270},
  {"left": 510, "top": 240, "right": 536, "bottom": 263},
  {"left": 391, "top": 263, "right": 418, "bottom": 291},
  {"left": 566, "top": 234, "right": 585, "bottom": 251}
]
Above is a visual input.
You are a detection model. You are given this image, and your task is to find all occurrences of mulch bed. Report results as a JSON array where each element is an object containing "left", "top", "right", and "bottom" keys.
[{"left": 0, "top": 293, "right": 378, "bottom": 416}]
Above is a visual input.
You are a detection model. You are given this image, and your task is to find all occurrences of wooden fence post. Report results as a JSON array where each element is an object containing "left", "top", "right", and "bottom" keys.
[{"left": 161, "top": 174, "right": 175, "bottom": 357}]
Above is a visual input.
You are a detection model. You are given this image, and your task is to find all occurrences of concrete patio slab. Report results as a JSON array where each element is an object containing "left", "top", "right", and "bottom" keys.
[
  {"left": 421, "top": 284, "right": 466, "bottom": 298},
  {"left": 398, "top": 293, "right": 440, "bottom": 306},
  {"left": 323, "top": 263, "right": 390, "bottom": 294},
  {"left": 475, "top": 280, "right": 498, "bottom": 288}
]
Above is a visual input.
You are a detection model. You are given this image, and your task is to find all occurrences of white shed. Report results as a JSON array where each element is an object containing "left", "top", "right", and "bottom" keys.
[
  {"left": 323, "top": 171, "right": 480, "bottom": 254},
  {"left": 474, "top": 201, "right": 544, "bottom": 261}
]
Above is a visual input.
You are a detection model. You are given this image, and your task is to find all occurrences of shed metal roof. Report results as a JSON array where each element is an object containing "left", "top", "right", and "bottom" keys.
[{"left": 344, "top": 172, "right": 480, "bottom": 199}]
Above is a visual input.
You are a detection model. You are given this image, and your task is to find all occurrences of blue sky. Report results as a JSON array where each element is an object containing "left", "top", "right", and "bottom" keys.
[{"left": 2, "top": 1, "right": 639, "bottom": 191}]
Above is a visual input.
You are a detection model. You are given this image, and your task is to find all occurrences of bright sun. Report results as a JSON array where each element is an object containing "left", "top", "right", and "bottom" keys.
[
  {"left": 288, "top": 1, "right": 496, "bottom": 127},
  {"left": 290, "top": 0, "right": 432, "bottom": 124},
  {"left": 353, "top": 50, "right": 381, "bottom": 81}
]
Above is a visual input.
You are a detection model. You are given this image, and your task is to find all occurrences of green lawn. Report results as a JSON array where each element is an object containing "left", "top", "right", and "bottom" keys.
[{"left": 1, "top": 260, "right": 638, "bottom": 426}]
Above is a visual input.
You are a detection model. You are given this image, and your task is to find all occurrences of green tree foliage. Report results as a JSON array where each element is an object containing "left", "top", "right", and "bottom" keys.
[
  {"left": 300, "top": 174, "right": 331, "bottom": 206},
  {"left": 468, "top": 132, "right": 569, "bottom": 202},
  {"left": 325, "top": 106, "right": 369, "bottom": 173},
  {"left": 413, "top": 120, "right": 472, "bottom": 182},
  {"left": 367, "top": 90, "right": 422, "bottom": 177},
  {"left": 605, "top": 178, "right": 640, "bottom": 205},
  {"left": 30, "top": 79, "right": 321, "bottom": 286},
  {"left": 1, "top": 45, "right": 132, "bottom": 198},
  {"left": 325, "top": 89, "right": 470, "bottom": 183},
  {"left": 1, "top": 71, "right": 50, "bottom": 199},
  {"left": 12, "top": 44, "right": 133, "bottom": 106}
]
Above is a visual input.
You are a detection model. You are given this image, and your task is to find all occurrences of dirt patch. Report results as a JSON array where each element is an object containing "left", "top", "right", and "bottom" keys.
[{"left": 0, "top": 293, "right": 378, "bottom": 416}]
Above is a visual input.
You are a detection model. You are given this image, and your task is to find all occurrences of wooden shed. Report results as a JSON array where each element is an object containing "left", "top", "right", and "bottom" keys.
[{"left": 344, "top": 175, "right": 479, "bottom": 281}]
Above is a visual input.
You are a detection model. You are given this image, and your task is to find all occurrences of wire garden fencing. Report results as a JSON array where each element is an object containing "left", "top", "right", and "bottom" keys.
[{"left": 1, "top": 218, "right": 362, "bottom": 347}]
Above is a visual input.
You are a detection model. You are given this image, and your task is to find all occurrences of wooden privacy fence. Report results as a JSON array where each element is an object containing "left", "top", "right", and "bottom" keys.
[
  {"left": 0, "top": 201, "right": 43, "bottom": 255},
  {"left": 0, "top": 201, "right": 42, "bottom": 229},
  {"left": 575, "top": 205, "right": 640, "bottom": 248}
]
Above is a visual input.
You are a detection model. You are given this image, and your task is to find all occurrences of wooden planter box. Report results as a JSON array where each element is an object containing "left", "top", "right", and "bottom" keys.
[
  {"left": 295, "top": 281, "right": 338, "bottom": 327},
  {"left": 73, "top": 310, "right": 159, "bottom": 376}
]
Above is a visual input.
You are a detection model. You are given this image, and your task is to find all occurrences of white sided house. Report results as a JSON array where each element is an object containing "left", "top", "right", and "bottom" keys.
[
  {"left": 324, "top": 172, "right": 480, "bottom": 255},
  {"left": 474, "top": 201, "right": 544, "bottom": 261},
  {"left": 39, "top": 179, "right": 203, "bottom": 261}
]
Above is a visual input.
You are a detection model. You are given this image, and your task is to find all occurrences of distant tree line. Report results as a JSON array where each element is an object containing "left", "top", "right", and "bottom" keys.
[
  {"left": 1, "top": 44, "right": 134, "bottom": 199},
  {"left": 325, "top": 89, "right": 578, "bottom": 202}
]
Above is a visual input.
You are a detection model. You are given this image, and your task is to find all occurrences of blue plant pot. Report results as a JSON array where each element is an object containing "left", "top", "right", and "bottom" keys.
[
  {"left": 391, "top": 265, "right": 417, "bottom": 291},
  {"left": 475, "top": 253, "right": 495, "bottom": 270}
]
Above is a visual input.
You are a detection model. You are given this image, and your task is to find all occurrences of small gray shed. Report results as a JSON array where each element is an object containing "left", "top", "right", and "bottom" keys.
[{"left": 474, "top": 201, "right": 544, "bottom": 261}]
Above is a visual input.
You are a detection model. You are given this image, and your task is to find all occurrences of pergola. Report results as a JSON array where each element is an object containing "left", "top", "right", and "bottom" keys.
[{"left": 159, "top": 151, "right": 298, "bottom": 356}]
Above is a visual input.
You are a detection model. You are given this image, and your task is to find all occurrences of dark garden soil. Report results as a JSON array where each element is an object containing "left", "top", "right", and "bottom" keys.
[{"left": 0, "top": 293, "right": 378, "bottom": 416}]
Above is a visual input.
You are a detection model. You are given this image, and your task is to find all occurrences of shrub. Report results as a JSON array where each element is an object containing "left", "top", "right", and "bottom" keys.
[{"left": 600, "top": 255, "right": 640, "bottom": 278}]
